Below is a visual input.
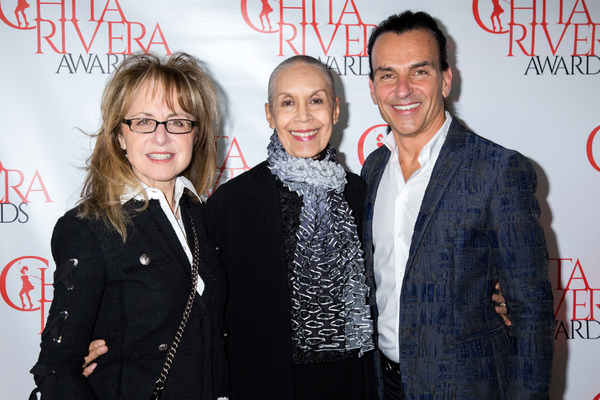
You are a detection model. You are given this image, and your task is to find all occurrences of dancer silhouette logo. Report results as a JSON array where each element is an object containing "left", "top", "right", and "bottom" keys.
[
  {"left": 472, "top": 0, "right": 600, "bottom": 58},
  {"left": 0, "top": 0, "right": 173, "bottom": 73},
  {"left": 0, "top": 256, "right": 53, "bottom": 334},
  {"left": 240, "top": 0, "right": 375, "bottom": 57},
  {"left": 357, "top": 124, "right": 388, "bottom": 165},
  {"left": 0, "top": 0, "right": 32, "bottom": 29}
]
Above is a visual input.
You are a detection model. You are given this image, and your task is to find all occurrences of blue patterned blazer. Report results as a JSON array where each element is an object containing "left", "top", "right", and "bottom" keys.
[{"left": 361, "top": 118, "right": 554, "bottom": 399}]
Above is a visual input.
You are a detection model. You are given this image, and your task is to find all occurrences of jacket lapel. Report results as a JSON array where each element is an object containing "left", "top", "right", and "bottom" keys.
[
  {"left": 150, "top": 200, "right": 192, "bottom": 272},
  {"left": 179, "top": 195, "right": 215, "bottom": 305},
  {"left": 405, "top": 119, "right": 467, "bottom": 273},
  {"left": 131, "top": 200, "right": 193, "bottom": 286},
  {"left": 363, "top": 146, "right": 391, "bottom": 245}
]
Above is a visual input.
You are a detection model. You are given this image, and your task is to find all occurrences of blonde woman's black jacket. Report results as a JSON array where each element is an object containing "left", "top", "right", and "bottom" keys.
[{"left": 30, "top": 194, "right": 229, "bottom": 399}]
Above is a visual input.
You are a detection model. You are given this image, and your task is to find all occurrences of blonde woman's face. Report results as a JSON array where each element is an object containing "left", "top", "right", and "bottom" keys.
[{"left": 118, "top": 81, "right": 195, "bottom": 195}]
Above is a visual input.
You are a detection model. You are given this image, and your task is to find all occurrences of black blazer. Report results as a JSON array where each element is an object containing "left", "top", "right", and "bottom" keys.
[
  {"left": 206, "top": 161, "right": 370, "bottom": 399},
  {"left": 31, "top": 195, "right": 228, "bottom": 399}
]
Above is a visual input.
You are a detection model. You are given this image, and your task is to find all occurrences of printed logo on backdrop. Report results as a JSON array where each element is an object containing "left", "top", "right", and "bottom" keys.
[
  {"left": 551, "top": 258, "right": 600, "bottom": 340},
  {"left": 0, "top": 0, "right": 172, "bottom": 73},
  {"left": 0, "top": 161, "right": 52, "bottom": 224},
  {"left": 473, "top": 0, "right": 600, "bottom": 75},
  {"left": 0, "top": 256, "right": 53, "bottom": 334},
  {"left": 211, "top": 136, "right": 251, "bottom": 193},
  {"left": 586, "top": 125, "right": 600, "bottom": 172},
  {"left": 357, "top": 124, "right": 387, "bottom": 165},
  {"left": 241, "top": 0, "right": 374, "bottom": 76}
]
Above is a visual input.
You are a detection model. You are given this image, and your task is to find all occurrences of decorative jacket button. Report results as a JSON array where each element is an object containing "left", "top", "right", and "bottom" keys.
[
  {"left": 139, "top": 254, "right": 151, "bottom": 265},
  {"left": 158, "top": 343, "right": 169, "bottom": 352}
]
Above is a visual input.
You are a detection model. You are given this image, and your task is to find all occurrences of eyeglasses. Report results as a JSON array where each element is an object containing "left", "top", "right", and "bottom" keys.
[{"left": 122, "top": 118, "right": 196, "bottom": 134}]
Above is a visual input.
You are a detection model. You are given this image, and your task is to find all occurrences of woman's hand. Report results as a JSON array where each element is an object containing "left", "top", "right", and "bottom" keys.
[{"left": 82, "top": 340, "right": 108, "bottom": 377}]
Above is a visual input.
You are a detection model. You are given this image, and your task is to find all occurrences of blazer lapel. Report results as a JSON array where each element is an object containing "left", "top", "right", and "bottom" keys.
[
  {"left": 132, "top": 200, "right": 193, "bottom": 284},
  {"left": 405, "top": 120, "right": 467, "bottom": 273},
  {"left": 179, "top": 195, "right": 215, "bottom": 303},
  {"left": 150, "top": 200, "right": 192, "bottom": 271},
  {"left": 363, "top": 146, "right": 391, "bottom": 245}
]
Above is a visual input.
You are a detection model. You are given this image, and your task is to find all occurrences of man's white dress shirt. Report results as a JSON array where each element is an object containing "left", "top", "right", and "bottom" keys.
[{"left": 373, "top": 112, "right": 452, "bottom": 362}]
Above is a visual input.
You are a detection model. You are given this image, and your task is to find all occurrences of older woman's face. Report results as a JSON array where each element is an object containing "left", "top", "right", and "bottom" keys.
[
  {"left": 118, "top": 80, "right": 195, "bottom": 194},
  {"left": 265, "top": 63, "right": 339, "bottom": 159}
]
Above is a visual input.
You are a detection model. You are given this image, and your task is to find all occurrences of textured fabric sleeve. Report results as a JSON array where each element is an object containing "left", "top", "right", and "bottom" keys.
[
  {"left": 31, "top": 213, "right": 107, "bottom": 399},
  {"left": 344, "top": 172, "right": 367, "bottom": 227},
  {"left": 488, "top": 153, "right": 554, "bottom": 399},
  {"left": 360, "top": 155, "right": 374, "bottom": 184}
]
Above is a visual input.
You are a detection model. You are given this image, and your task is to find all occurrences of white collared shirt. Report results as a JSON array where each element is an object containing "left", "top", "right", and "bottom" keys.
[
  {"left": 373, "top": 112, "right": 452, "bottom": 362},
  {"left": 121, "top": 176, "right": 205, "bottom": 295}
]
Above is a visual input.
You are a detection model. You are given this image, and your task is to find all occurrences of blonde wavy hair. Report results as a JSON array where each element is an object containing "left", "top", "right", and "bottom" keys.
[{"left": 78, "top": 52, "right": 218, "bottom": 240}]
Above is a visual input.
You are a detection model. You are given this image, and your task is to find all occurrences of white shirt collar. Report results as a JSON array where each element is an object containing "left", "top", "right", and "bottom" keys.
[
  {"left": 120, "top": 176, "right": 202, "bottom": 209},
  {"left": 383, "top": 111, "right": 453, "bottom": 169}
]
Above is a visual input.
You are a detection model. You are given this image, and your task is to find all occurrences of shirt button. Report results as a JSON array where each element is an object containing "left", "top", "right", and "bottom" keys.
[{"left": 397, "top": 232, "right": 403, "bottom": 237}]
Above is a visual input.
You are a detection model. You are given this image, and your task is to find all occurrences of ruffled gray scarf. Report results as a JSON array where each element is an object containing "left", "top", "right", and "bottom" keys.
[{"left": 267, "top": 132, "right": 374, "bottom": 357}]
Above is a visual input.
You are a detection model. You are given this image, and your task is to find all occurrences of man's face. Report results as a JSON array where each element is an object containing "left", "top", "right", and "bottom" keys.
[{"left": 369, "top": 29, "right": 452, "bottom": 142}]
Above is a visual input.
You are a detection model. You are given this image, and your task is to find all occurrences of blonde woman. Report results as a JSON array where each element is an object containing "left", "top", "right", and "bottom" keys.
[{"left": 30, "top": 52, "right": 228, "bottom": 400}]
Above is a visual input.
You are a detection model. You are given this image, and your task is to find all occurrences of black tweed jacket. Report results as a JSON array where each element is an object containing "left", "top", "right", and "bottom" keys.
[{"left": 31, "top": 194, "right": 228, "bottom": 399}]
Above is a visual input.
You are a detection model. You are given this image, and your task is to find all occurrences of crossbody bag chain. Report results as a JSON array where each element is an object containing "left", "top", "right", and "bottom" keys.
[{"left": 151, "top": 212, "right": 201, "bottom": 400}]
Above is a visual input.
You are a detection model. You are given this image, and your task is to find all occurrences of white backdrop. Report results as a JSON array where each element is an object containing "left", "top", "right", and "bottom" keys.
[{"left": 1, "top": 0, "right": 599, "bottom": 399}]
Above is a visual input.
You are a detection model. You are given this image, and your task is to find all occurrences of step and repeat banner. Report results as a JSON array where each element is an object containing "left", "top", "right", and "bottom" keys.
[{"left": 1, "top": 0, "right": 599, "bottom": 398}]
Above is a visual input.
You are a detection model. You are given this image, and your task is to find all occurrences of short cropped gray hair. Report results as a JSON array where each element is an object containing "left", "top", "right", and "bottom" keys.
[{"left": 267, "top": 55, "right": 336, "bottom": 112}]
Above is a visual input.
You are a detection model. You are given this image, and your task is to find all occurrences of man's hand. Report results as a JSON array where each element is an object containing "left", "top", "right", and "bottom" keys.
[
  {"left": 493, "top": 282, "right": 511, "bottom": 327},
  {"left": 82, "top": 339, "right": 107, "bottom": 377}
]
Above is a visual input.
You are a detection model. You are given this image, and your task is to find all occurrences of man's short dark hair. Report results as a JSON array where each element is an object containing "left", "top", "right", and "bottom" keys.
[{"left": 367, "top": 10, "right": 449, "bottom": 79}]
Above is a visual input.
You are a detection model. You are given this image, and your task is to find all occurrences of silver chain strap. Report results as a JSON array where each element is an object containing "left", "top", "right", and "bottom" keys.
[{"left": 151, "top": 214, "right": 201, "bottom": 400}]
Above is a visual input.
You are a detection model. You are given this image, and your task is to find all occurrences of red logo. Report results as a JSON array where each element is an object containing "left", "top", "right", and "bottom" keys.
[
  {"left": 473, "top": 0, "right": 600, "bottom": 57},
  {"left": 241, "top": 0, "right": 280, "bottom": 33},
  {"left": 0, "top": 0, "right": 173, "bottom": 73},
  {"left": 240, "top": 0, "right": 375, "bottom": 57},
  {"left": 0, "top": 160, "right": 52, "bottom": 204},
  {"left": 586, "top": 125, "right": 600, "bottom": 172},
  {"left": 553, "top": 258, "right": 600, "bottom": 321},
  {"left": 472, "top": 0, "right": 509, "bottom": 34},
  {"left": 210, "top": 135, "right": 251, "bottom": 193},
  {"left": 1, "top": 160, "right": 52, "bottom": 223},
  {"left": 357, "top": 124, "right": 387, "bottom": 165},
  {"left": 552, "top": 258, "right": 600, "bottom": 340},
  {"left": 0, "top": 256, "right": 53, "bottom": 334},
  {"left": 0, "top": 0, "right": 33, "bottom": 29}
]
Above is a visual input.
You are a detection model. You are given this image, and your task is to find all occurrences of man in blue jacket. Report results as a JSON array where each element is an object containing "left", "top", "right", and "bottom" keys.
[{"left": 361, "top": 11, "right": 554, "bottom": 399}]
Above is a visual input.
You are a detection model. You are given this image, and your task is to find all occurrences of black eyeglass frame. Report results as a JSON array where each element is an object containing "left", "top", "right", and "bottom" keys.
[{"left": 122, "top": 118, "right": 196, "bottom": 134}]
